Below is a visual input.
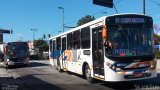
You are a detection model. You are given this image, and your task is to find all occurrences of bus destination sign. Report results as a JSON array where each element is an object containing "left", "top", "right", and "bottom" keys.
[{"left": 115, "top": 18, "right": 145, "bottom": 24}]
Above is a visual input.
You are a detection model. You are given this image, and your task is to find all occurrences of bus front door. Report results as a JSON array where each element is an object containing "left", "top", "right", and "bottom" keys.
[
  {"left": 92, "top": 27, "right": 104, "bottom": 79},
  {"left": 62, "top": 36, "right": 67, "bottom": 69}
]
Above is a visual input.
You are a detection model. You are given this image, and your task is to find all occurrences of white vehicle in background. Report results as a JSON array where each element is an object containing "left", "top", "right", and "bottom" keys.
[
  {"left": 29, "top": 48, "right": 39, "bottom": 59},
  {"left": 0, "top": 44, "right": 4, "bottom": 61}
]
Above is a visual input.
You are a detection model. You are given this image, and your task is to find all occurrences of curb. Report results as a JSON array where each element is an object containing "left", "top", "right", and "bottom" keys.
[
  {"left": 156, "top": 59, "right": 160, "bottom": 73},
  {"left": 0, "top": 68, "right": 12, "bottom": 78}
]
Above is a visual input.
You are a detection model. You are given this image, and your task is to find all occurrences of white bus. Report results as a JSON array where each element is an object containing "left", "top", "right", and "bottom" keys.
[{"left": 49, "top": 14, "right": 157, "bottom": 82}]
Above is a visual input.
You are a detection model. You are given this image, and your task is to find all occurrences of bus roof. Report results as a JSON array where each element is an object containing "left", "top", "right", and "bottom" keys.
[
  {"left": 49, "top": 13, "right": 151, "bottom": 40},
  {"left": 49, "top": 16, "right": 107, "bottom": 40}
]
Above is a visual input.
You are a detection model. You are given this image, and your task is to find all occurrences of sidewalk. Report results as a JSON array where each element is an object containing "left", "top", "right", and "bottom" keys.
[
  {"left": 0, "top": 62, "right": 16, "bottom": 85},
  {"left": 156, "top": 59, "right": 160, "bottom": 73},
  {"left": 0, "top": 62, "right": 12, "bottom": 77}
]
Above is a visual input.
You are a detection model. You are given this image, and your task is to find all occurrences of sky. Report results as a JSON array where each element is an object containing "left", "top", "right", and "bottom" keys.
[{"left": 0, "top": 0, "right": 160, "bottom": 42}]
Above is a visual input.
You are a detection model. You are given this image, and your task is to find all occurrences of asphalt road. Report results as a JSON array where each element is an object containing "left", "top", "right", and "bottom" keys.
[{"left": 0, "top": 60, "right": 160, "bottom": 90}]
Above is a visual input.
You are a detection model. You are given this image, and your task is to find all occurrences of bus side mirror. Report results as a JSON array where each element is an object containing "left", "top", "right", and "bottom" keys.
[{"left": 102, "top": 25, "right": 107, "bottom": 39}]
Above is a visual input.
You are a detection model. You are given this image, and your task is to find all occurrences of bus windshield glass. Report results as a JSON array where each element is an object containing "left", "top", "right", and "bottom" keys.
[
  {"left": 105, "top": 27, "right": 154, "bottom": 57},
  {"left": 8, "top": 42, "right": 28, "bottom": 52}
]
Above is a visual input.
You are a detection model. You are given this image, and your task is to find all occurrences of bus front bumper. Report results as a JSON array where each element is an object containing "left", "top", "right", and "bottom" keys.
[
  {"left": 7, "top": 59, "right": 29, "bottom": 66},
  {"left": 105, "top": 69, "right": 157, "bottom": 82}
]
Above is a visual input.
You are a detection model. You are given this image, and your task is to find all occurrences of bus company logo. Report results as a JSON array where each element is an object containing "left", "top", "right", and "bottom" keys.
[{"left": 63, "top": 50, "right": 72, "bottom": 61}]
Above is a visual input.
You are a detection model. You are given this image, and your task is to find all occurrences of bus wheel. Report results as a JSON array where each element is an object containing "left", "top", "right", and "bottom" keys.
[
  {"left": 57, "top": 60, "right": 63, "bottom": 72},
  {"left": 85, "top": 65, "right": 94, "bottom": 83},
  {"left": 4, "top": 64, "right": 9, "bottom": 69},
  {"left": 24, "top": 64, "right": 28, "bottom": 67}
]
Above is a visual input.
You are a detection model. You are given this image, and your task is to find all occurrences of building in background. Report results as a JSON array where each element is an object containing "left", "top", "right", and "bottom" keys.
[
  {"left": 28, "top": 41, "right": 39, "bottom": 59},
  {"left": 155, "top": 45, "right": 160, "bottom": 52}
]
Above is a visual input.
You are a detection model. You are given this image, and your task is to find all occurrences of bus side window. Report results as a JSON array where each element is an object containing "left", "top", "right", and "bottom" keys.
[
  {"left": 62, "top": 37, "right": 66, "bottom": 50},
  {"left": 67, "top": 33, "right": 73, "bottom": 50},
  {"left": 73, "top": 30, "right": 80, "bottom": 50},
  {"left": 49, "top": 40, "right": 53, "bottom": 51},
  {"left": 81, "top": 27, "right": 90, "bottom": 49},
  {"left": 56, "top": 37, "right": 61, "bottom": 50},
  {"left": 53, "top": 40, "right": 55, "bottom": 51}
]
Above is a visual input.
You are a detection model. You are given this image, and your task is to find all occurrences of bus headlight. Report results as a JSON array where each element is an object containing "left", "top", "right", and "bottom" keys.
[
  {"left": 107, "top": 63, "right": 122, "bottom": 72},
  {"left": 115, "top": 67, "right": 121, "bottom": 71},
  {"left": 106, "top": 62, "right": 125, "bottom": 74},
  {"left": 111, "top": 66, "right": 121, "bottom": 72},
  {"left": 150, "top": 60, "right": 157, "bottom": 70}
]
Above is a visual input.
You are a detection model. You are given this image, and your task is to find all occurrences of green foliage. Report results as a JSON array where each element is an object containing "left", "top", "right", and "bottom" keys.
[
  {"left": 77, "top": 15, "right": 95, "bottom": 26},
  {"left": 153, "top": 24, "right": 160, "bottom": 34},
  {"left": 34, "top": 39, "right": 49, "bottom": 52},
  {"left": 156, "top": 51, "right": 160, "bottom": 59},
  {"left": 154, "top": 34, "right": 160, "bottom": 45}
]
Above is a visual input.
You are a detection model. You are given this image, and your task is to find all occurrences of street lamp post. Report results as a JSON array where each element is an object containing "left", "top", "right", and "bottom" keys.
[
  {"left": 58, "top": 31, "right": 62, "bottom": 34},
  {"left": 102, "top": 12, "right": 107, "bottom": 15},
  {"left": 30, "top": 29, "right": 37, "bottom": 41},
  {"left": 58, "top": 7, "right": 64, "bottom": 33},
  {"left": 143, "top": 0, "right": 145, "bottom": 15}
]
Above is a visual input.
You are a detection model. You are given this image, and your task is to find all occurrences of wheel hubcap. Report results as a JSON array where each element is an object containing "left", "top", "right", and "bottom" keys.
[{"left": 86, "top": 68, "right": 91, "bottom": 79}]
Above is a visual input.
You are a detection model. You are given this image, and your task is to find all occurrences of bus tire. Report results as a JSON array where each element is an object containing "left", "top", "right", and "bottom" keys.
[
  {"left": 4, "top": 64, "right": 9, "bottom": 69},
  {"left": 24, "top": 64, "right": 28, "bottom": 67},
  {"left": 57, "top": 60, "right": 63, "bottom": 72},
  {"left": 85, "top": 65, "right": 94, "bottom": 83},
  {"left": 3, "top": 61, "right": 8, "bottom": 68}
]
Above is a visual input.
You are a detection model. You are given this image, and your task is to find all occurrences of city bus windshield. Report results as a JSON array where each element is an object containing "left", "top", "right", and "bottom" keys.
[
  {"left": 105, "top": 27, "right": 154, "bottom": 57},
  {"left": 8, "top": 42, "right": 28, "bottom": 52}
]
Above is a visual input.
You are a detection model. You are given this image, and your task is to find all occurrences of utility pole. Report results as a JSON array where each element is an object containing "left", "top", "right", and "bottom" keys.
[
  {"left": 30, "top": 29, "right": 37, "bottom": 41},
  {"left": 143, "top": 0, "right": 145, "bottom": 15},
  {"left": 0, "top": 29, "right": 13, "bottom": 44},
  {"left": 58, "top": 7, "right": 64, "bottom": 33}
]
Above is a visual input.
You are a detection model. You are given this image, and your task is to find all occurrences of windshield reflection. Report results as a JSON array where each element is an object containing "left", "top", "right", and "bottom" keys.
[
  {"left": 106, "top": 27, "right": 154, "bottom": 57},
  {"left": 8, "top": 42, "right": 28, "bottom": 51}
]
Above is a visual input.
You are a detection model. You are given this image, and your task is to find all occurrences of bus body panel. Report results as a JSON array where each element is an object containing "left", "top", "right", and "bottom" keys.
[
  {"left": 105, "top": 66, "right": 157, "bottom": 81},
  {"left": 59, "top": 49, "right": 92, "bottom": 75},
  {"left": 104, "top": 58, "right": 157, "bottom": 81}
]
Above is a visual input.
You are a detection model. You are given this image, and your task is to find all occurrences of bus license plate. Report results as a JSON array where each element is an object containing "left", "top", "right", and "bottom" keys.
[{"left": 134, "top": 73, "right": 143, "bottom": 77}]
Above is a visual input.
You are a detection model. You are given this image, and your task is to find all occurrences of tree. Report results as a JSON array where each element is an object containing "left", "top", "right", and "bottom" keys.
[
  {"left": 34, "top": 39, "right": 49, "bottom": 52},
  {"left": 77, "top": 15, "right": 95, "bottom": 26},
  {"left": 154, "top": 34, "right": 160, "bottom": 45},
  {"left": 34, "top": 38, "right": 49, "bottom": 59},
  {"left": 153, "top": 24, "right": 160, "bottom": 45},
  {"left": 153, "top": 24, "right": 160, "bottom": 34}
]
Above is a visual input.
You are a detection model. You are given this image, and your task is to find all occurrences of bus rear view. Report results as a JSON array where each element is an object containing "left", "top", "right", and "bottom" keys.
[{"left": 4, "top": 42, "right": 29, "bottom": 67}]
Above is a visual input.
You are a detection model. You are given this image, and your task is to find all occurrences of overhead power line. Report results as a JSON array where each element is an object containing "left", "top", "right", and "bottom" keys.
[
  {"left": 149, "top": 0, "right": 160, "bottom": 6},
  {"left": 65, "top": 0, "right": 123, "bottom": 26},
  {"left": 53, "top": 0, "right": 123, "bottom": 34},
  {"left": 148, "top": 7, "right": 159, "bottom": 13},
  {"left": 149, "top": 11, "right": 160, "bottom": 15}
]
